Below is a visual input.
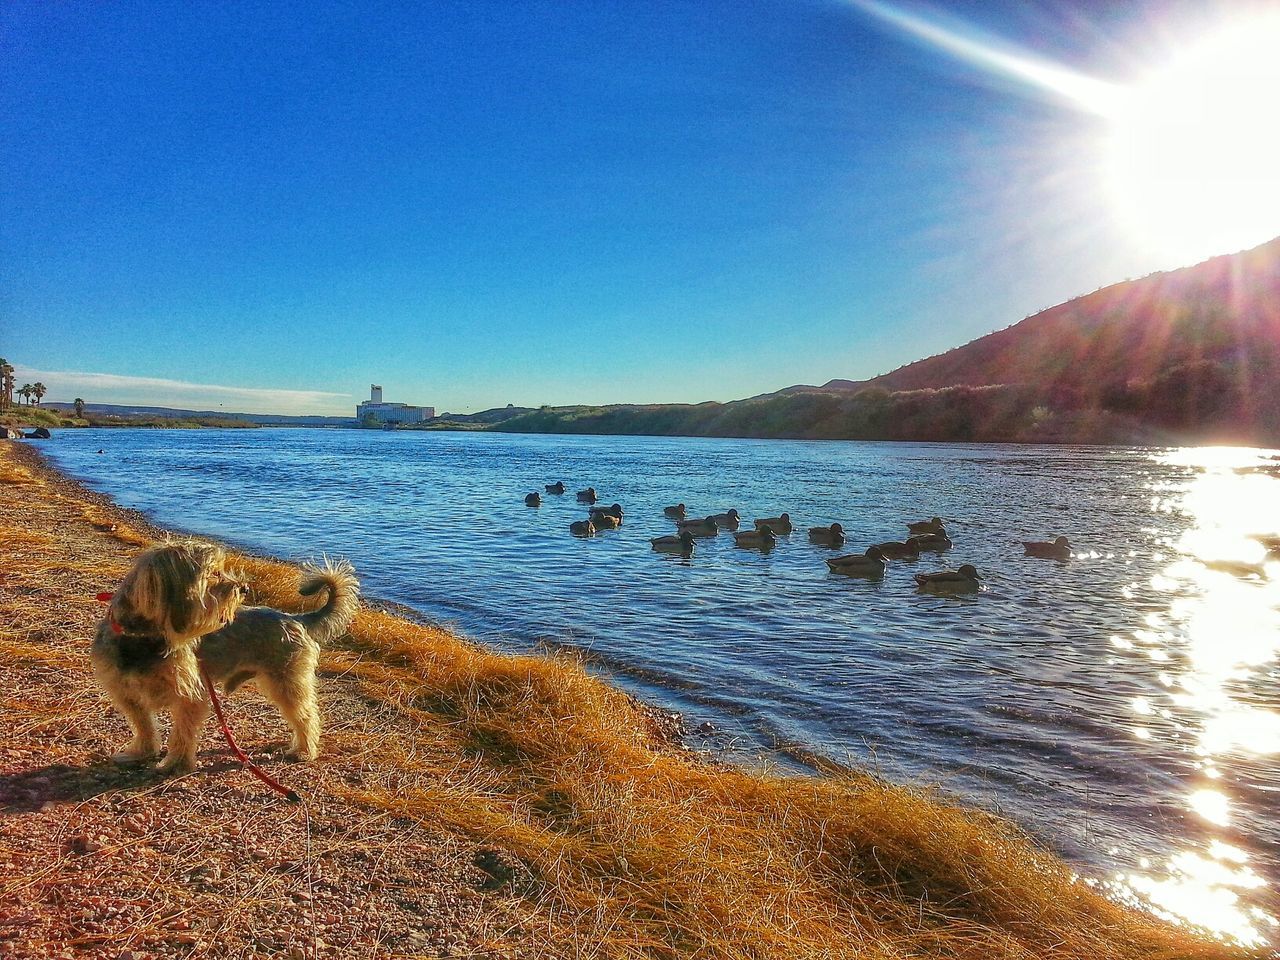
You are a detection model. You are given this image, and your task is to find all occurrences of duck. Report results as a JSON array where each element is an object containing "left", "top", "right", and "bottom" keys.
[
  {"left": 710, "top": 509, "right": 741, "bottom": 530},
  {"left": 754, "top": 513, "right": 792, "bottom": 534},
  {"left": 914, "top": 565, "right": 981, "bottom": 593},
  {"left": 589, "top": 503, "right": 624, "bottom": 524},
  {"left": 576, "top": 487, "right": 598, "bottom": 504},
  {"left": 677, "top": 516, "right": 719, "bottom": 537},
  {"left": 544, "top": 481, "right": 566, "bottom": 495},
  {"left": 1021, "top": 536, "right": 1071, "bottom": 560},
  {"left": 569, "top": 519, "right": 596, "bottom": 536},
  {"left": 651, "top": 530, "right": 696, "bottom": 556},
  {"left": 808, "top": 523, "right": 845, "bottom": 546},
  {"left": 1201, "top": 559, "right": 1267, "bottom": 579},
  {"left": 907, "top": 517, "right": 945, "bottom": 535},
  {"left": 733, "top": 525, "right": 777, "bottom": 549},
  {"left": 826, "top": 547, "right": 888, "bottom": 578},
  {"left": 524, "top": 492, "right": 541, "bottom": 507},
  {"left": 873, "top": 539, "right": 921, "bottom": 560},
  {"left": 663, "top": 503, "right": 687, "bottom": 519},
  {"left": 592, "top": 512, "right": 621, "bottom": 531},
  {"left": 908, "top": 531, "right": 952, "bottom": 552}
]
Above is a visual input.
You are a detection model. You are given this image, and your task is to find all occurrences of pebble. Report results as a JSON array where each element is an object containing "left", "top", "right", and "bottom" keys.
[{"left": 65, "top": 834, "right": 103, "bottom": 855}]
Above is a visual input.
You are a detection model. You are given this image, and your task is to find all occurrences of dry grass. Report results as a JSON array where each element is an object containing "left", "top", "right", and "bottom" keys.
[{"left": 0, "top": 441, "right": 1264, "bottom": 959}]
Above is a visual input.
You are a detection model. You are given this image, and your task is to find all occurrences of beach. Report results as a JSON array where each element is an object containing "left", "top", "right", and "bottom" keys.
[{"left": 0, "top": 439, "right": 1260, "bottom": 959}]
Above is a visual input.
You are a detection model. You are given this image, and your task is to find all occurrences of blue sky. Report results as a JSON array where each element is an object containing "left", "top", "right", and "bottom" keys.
[{"left": 1, "top": 1, "right": 1264, "bottom": 414}]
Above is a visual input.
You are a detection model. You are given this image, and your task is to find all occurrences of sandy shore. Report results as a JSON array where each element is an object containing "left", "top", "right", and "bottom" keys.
[{"left": 0, "top": 440, "right": 1261, "bottom": 959}]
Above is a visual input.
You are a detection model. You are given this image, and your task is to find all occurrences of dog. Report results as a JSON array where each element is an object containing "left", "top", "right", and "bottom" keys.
[{"left": 92, "top": 540, "right": 360, "bottom": 774}]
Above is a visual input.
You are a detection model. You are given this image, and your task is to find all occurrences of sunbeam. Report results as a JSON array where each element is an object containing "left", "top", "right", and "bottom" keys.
[{"left": 848, "top": 0, "right": 1120, "bottom": 114}]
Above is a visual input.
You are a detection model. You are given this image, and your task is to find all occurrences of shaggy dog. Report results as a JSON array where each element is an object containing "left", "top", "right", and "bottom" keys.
[{"left": 92, "top": 541, "right": 359, "bottom": 773}]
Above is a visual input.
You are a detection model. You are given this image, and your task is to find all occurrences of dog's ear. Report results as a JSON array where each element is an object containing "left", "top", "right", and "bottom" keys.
[{"left": 159, "top": 549, "right": 196, "bottom": 637}]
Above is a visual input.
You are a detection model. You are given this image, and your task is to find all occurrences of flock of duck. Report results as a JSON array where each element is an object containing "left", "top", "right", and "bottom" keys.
[{"left": 524, "top": 484, "right": 1074, "bottom": 594}]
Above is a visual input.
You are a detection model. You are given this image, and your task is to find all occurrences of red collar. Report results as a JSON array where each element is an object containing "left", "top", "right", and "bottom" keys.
[{"left": 96, "top": 592, "right": 124, "bottom": 634}]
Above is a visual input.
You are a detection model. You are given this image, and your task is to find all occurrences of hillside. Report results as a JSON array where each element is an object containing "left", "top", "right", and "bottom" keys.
[
  {"left": 863, "top": 237, "right": 1280, "bottom": 402},
  {"left": 494, "top": 237, "right": 1280, "bottom": 445}
]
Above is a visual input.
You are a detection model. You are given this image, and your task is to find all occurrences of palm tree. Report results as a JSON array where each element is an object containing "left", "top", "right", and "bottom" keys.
[
  {"left": 32, "top": 382, "right": 46, "bottom": 406},
  {"left": 0, "top": 358, "right": 13, "bottom": 410},
  {"left": 74, "top": 397, "right": 85, "bottom": 418},
  {"left": 18, "top": 384, "right": 32, "bottom": 406}
]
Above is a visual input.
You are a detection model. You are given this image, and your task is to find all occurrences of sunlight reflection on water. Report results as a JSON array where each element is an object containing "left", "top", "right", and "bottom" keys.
[{"left": 1107, "top": 447, "right": 1280, "bottom": 945}]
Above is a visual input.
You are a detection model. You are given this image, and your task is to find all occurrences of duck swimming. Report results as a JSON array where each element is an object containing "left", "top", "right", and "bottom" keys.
[
  {"left": 651, "top": 530, "right": 696, "bottom": 556},
  {"left": 733, "top": 525, "right": 777, "bottom": 549},
  {"left": 907, "top": 517, "right": 945, "bottom": 535},
  {"left": 908, "top": 531, "right": 952, "bottom": 552},
  {"left": 592, "top": 512, "right": 621, "bottom": 530},
  {"left": 808, "top": 523, "right": 845, "bottom": 546},
  {"left": 914, "top": 564, "right": 981, "bottom": 593},
  {"left": 524, "top": 492, "right": 541, "bottom": 507},
  {"left": 576, "top": 487, "right": 598, "bottom": 504},
  {"left": 1201, "top": 558, "right": 1267, "bottom": 579},
  {"left": 1021, "top": 536, "right": 1071, "bottom": 560},
  {"left": 873, "top": 539, "right": 921, "bottom": 560},
  {"left": 545, "top": 481, "right": 566, "bottom": 494},
  {"left": 677, "top": 517, "right": 719, "bottom": 537},
  {"left": 663, "top": 503, "right": 687, "bottom": 519},
  {"left": 754, "top": 513, "right": 792, "bottom": 534},
  {"left": 588, "top": 506, "right": 624, "bottom": 529},
  {"left": 826, "top": 546, "right": 887, "bottom": 578},
  {"left": 569, "top": 519, "right": 596, "bottom": 536},
  {"left": 710, "top": 509, "right": 740, "bottom": 530}
]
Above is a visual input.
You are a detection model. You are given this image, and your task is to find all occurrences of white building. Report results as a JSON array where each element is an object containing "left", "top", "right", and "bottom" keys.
[{"left": 356, "top": 384, "right": 435, "bottom": 425}]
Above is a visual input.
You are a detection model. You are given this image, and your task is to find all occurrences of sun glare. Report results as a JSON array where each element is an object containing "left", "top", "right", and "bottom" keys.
[
  {"left": 1105, "top": 15, "right": 1280, "bottom": 263},
  {"left": 853, "top": 1, "right": 1280, "bottom": 265}
]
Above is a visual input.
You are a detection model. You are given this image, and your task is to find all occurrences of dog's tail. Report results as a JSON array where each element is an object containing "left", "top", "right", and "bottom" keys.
[{"left": 297, "top": 559, "right": 361, "bottom": 645}]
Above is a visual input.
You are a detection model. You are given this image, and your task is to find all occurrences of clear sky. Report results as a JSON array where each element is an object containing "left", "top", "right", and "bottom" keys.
[{"left": 3, "top": 0, "right": 1276, "bottom": 415}]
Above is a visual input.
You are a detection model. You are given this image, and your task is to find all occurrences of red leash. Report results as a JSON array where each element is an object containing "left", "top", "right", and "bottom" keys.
[
  {"left": 96, "top": 591, "right": 300, "bottom": 802},
  {"left": 200, "top": 664, "right": 301, "bottom": 803}
]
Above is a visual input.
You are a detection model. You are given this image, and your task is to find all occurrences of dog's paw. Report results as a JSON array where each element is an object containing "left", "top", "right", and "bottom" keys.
[
  {"left": 156, "top": 754, "right": 196, "bottom": 775},
  {"left": 112, "top": 746, "right": 158, "bottom": 764}
]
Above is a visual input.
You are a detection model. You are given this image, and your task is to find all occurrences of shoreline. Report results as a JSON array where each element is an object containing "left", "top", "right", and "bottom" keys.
[
  {"left": 13, "top": 418, "right": 1272, "bottom": 452},
  {"left": 0, "top": 440, "right": 1264, "bottom": 958}
]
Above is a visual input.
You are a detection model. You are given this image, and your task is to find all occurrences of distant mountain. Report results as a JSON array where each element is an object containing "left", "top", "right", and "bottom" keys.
[
  {"left": 429, "top": 405, "right": 537, "bottom": 425},
  {"left": 494, "top": 237, "right": 1280, "bottom": 445},
  {"left": 46, "top": 402, "right": 355, "bottom": 427}
]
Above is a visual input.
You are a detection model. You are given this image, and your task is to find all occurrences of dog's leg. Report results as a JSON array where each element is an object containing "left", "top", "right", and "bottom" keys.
[
  {"left": 259, "top": 672, "right": 321, "bottom": 761},
  {"left": 112, "top": 697, "right": 160, "bottom": 763},
  {"left": 158, "top": 696, "right": 210, "bottom": 774}
]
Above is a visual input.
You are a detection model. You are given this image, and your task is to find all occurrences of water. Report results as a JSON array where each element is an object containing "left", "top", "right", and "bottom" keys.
[{"left": 40, "top": 428, "right": 1280, "bottom": 944}]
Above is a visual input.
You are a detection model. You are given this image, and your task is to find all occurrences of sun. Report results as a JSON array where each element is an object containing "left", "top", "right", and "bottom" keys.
[
  {"left": 852, "top": 2, "right": 1280, "bottom": 265},
  {"left": 1104, "top": 15, "right": 1280, "bottom": 264}
]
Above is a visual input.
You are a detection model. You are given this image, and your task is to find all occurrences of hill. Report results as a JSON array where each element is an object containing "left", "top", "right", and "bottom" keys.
[
  {"left": 42, "top": 402, "right": 354, "bottom": 427},
  {"left": 864, "top": 237, "right": 1280, "bottom": 407},
  {"left": 494, "top": 237, "right": 1280, "bottom": 445}
]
